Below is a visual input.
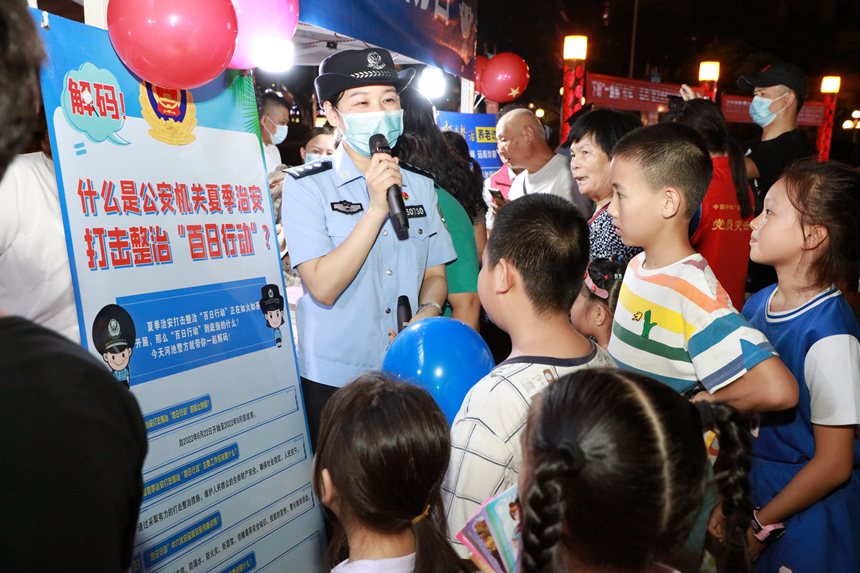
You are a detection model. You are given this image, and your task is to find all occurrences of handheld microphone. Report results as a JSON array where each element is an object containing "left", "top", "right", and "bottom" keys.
[
  {"left": 368, "top": 133, "right": 409, "bottom": 234},
  {"left": 396, "top": 295, "right": 412, "bottom": 332}
]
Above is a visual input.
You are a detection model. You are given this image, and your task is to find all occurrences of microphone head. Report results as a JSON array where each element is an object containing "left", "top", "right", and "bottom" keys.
[{"left": 369, "top": 133, "right": 391, "bottom": 155}]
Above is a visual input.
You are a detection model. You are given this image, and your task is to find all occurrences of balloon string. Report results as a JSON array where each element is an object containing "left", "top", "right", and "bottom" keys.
[{"left": 473, "top": 94, "right": 485, "bottom": 110}]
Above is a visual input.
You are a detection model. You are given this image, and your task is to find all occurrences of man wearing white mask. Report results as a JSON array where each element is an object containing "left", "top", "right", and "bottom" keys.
[
  {"left": 737, "top": 62, "right": 814, "bottom": 292},
  {"left": 281, "top": 48, "right": 455, "bottom": 448},
  {"left": 737, "top": 62, "right": 813, "bottom": 210},
  {"left": 259, "top": 91, "right": 291, "bottom": 174}
]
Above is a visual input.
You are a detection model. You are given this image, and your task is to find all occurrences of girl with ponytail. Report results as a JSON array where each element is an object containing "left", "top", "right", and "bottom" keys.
[
  {"left": 312, "top": 372, "right": 467, "bottom": 573},
  {"left": 519, "top": 369, "right": 752, "bottom": 573}
]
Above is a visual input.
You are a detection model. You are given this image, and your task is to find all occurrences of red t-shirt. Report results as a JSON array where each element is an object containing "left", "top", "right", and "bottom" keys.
[{"left": 690, "top": 156, "right": 754, "bottom": 308}]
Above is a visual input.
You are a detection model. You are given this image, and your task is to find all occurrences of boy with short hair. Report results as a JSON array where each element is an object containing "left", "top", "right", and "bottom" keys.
[
  {"left": 607, "top": 122, "right": 799, "bottom": 570},
  {"left": 607, "top": 122, "right": 798, "bottom": 411},
  {"left": 442, "top": 193, "right": 615, "bottom": 556}
]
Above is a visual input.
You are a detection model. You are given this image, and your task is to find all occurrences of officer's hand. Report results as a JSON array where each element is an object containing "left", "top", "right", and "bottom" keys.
[
  {"left": 276, "top": 223, "right": 288, "bottom": 258},
  {"left": 366, "top": 153, "right": 402, "bottom": 215}
]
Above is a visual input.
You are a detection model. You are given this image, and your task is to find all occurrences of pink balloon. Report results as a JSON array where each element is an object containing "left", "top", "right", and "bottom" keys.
[
  {"left": 229, "top": 0, "right": 300, "bottom": 70},
  {"left": 108, "top": 0, "right": 238, "bottom": 90}
]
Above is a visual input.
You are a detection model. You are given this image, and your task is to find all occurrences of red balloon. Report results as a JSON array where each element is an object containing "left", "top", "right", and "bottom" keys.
[
  {"left": 481, "top": 52, "right": 530, "bottom": 103},
  {"left": 108, "top": 0, "right": 238, "bottom": 90},
  {"left": 474, "top": 55, "right": 489, "bottom": 92}
]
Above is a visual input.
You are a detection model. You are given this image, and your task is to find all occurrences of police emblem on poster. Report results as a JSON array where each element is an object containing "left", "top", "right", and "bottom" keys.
[{"left": 140, "top": 82, "right": 197, "bottom": 145}]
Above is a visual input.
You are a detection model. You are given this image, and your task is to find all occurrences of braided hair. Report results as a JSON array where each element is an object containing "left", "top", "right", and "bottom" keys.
[
  {"left": 520, "top": 369, "right": 752, "bottom": 573},
  {"left": 695, "top": 402, "right": 753, "bottom": 572}
]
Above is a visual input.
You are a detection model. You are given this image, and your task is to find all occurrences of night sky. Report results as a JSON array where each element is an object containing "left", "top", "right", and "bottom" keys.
[{"left": 475, "top": 0, "right": 860, "bottom": 157}]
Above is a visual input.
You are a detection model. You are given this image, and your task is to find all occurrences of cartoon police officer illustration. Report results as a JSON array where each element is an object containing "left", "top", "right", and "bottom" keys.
[
  {"left": 92, "top": 304, "right": 136, "bottom": 388},
  {"left": 259, "top": 284, "right": 285, "bottom": 348}
]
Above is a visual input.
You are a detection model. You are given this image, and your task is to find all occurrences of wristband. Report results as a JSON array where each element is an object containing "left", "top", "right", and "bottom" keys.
[
  {"left": 417, "top": 301, "right": 443, "bottom": 316},
  {"left": 751, "top": 507, "right": 785, "bottom": 544}
]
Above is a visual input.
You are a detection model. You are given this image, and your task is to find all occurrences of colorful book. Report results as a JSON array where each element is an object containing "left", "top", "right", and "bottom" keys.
[
  {"left": 459, "top": 507, "right": 506, "bottom": 572},
  {"left": 482, "top": 485, "right": 522, "bottom": 572}
]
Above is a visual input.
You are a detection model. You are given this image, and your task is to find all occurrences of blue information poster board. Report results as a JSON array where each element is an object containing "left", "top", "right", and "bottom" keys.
[
  {"left": 36, "top": 10, "right": 325, "bottom": 573},
  {"left": 436, "top": 111, "right": 502, "bottom": 178}
]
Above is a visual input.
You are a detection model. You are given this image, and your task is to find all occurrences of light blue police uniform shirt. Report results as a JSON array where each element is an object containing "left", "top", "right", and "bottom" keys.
[{"left": 281, "top": 144, "right": 456, "bottom": 388}]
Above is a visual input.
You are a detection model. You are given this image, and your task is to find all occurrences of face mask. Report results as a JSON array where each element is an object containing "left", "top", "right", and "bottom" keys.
[
  {"left": 336, "top": 109, "right": 404, "bottom": 158},
  {"left": 304, "top": 153, "right": 323, "bottom": 164},
  {"left": 264, "top": 116, "right": 289, "bottom": 145},
  {"left": 749, "top": 93, "right": 787, "bottom": 128}
]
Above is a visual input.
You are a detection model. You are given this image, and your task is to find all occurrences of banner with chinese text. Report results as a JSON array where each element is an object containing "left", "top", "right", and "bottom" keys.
[
  {"left": 37, "top": 10, "right": 325, "bottom": 573},
  {"left": 436, "top": 111, "right": 502, "bottom": 178}
]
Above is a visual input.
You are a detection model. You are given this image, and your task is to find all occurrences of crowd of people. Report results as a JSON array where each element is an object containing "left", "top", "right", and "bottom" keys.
[{"left": 1, "top": 0, "right": 859, "bottom": 571}]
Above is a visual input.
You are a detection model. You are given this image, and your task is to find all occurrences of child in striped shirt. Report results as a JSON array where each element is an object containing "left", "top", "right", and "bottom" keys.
[
  {"left": 606, "top": 122, "right": 796, "bottom": 412},
  {"left": 605, "top": 122, "right": 799, "bottom": 569}
]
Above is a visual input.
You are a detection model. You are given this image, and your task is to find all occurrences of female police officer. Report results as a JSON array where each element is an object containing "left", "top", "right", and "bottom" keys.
[{"left": 281, "top": 49, "right": 455, "bottom": 446}]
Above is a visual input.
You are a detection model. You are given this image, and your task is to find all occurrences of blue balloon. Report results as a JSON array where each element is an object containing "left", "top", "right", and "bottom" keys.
[{"left": 382, "top": 317, "right": 495, "bottom": 424}]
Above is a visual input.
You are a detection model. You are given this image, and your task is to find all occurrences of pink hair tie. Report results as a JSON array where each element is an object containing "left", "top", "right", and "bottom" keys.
[{"left": 583, "top": 272, "right": 609, "bottom": 300}]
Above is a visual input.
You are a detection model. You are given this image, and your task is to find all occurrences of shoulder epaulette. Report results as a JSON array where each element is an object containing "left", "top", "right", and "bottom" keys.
[
  {"left": 284, "top": 161, "right": 333, "bottom": 180},
  {"left": 399, "top": 160, "right": 437, "bottom": 182}
]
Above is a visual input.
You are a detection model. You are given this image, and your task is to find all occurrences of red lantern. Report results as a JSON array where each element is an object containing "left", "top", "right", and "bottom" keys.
[
  {"left": 108, "top": 0, "right": 238, "bottom": 90},
  {"left": 480, "top": 52, "right": 529, "bottom": 103},
  {"left": 474, "top": 55, "right": 489, "bottom": 92}
]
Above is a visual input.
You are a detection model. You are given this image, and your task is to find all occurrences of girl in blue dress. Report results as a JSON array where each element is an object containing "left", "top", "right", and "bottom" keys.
[{"left": 741, "top": 159, "right": 860, "bottom": 572}]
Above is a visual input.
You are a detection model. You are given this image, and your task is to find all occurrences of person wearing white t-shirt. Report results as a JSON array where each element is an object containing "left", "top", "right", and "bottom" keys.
[
  {"left": 485, "top": 108, "right": 590, "bottom": 230},
  {"left": 0, "top": 151, "right": 79, "bottom": 342},
  {"left": 443, "top": 194, "right": 614, "bottom": 557}
]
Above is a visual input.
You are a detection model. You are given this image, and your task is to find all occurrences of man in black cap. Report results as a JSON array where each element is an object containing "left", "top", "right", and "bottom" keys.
[
  {"left": 738, "top": 61, "right": 814, "bottom": 210},
  {"left": 280, "top": 48, "right": 456, "bottom": 449},
  {"left": 0, "top": 4, "right": 147, "bottom": 570},
  {"left": 738, "top": 61, "right": 814, "bottom": 292},
  {"left": 259, "top": 283, "right": 285, "bottom": 348}
]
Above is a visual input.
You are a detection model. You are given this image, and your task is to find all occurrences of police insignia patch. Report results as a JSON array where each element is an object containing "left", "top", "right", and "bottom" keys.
[
  {"left": 331, "top": 200, "right": 364, "bottom": 215},
  {"left": 286, "top": 161, "right": 333, "bottom": 179}
]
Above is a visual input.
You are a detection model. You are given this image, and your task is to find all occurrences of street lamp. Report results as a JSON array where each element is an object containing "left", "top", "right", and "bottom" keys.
[
  {"left": 564, "top": 35, "right": 588, "bottom": 60},
  {"left": 821, "top": 76, "right": 841, "bottom": 94},
  {"left": 561, "top": 35, "right": 588, "bottom": 143},
  {"left": 698, "top": 61, "right": 720, "bottom": 101},
  {"left": 818, "top": 75, "right": 841, "bottom": 160},
  {"left": 843, "top": 109, "right": 860, "bottom": 143}
]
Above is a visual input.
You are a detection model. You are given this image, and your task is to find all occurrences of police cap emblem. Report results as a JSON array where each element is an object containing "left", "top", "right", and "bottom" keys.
[
  {"left": 108, "top": 318, "right": 121, "bottom": 338},
  {"left": 367, "top": 51, "right": 385, "bottom": 70}
]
